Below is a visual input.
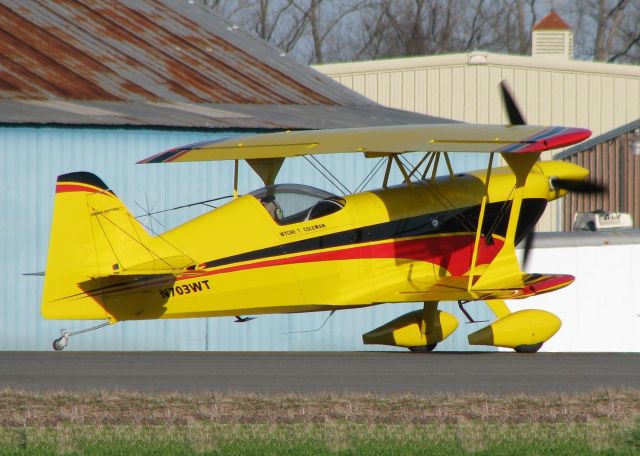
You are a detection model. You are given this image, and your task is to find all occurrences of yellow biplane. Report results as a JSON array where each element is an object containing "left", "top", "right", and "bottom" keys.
[{"left": 41, "top": 84, "right": 601, "bottom": 353}]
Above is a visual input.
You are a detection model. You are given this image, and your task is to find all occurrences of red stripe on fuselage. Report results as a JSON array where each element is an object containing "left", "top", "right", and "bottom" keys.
[
  {"left": 56, "top": 183, "right": 103, "bottom": 194},
  {"left": 180, "top": 234, "right": 503, "bottom": 281},
  {"left": 74, "top": 235, "right": 503, "bottom": 300}
]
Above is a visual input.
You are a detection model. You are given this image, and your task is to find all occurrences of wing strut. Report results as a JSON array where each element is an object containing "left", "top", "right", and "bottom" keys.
[
  {"left": 471, "top": 152, "right": 541, "bottom": 291},
  {"left": 392, "top": 155, "right": 413, "bottom": 187},
  {"left": 382, "top": 155, "right": 393, "bottom": 188},
  {"left": 468, "top": 152, "right": 494, "bottom": 290},
  {"left": 233, "top": 159, "right": 239, "bottom": 199}
]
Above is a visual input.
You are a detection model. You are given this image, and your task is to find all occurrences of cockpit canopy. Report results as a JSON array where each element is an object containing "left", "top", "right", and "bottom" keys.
[{"left": 249, "top": 184, "right": 345, "bottom": 225}]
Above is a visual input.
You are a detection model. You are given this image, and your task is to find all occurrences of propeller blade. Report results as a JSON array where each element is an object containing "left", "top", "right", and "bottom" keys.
[
  {"left": 552, "top": 178, "right": 606, "bottom": 194},
  {"left": 521, "top": 230, "right": 535, "bottom": 271},
  {"left": 500, "top": 81, "right": 526, "bottom": 125}
]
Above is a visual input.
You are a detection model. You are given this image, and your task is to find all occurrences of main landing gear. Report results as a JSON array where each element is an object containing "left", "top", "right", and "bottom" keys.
[
  {"left": 514, "top": 342, "right": 543, "bottom": 353},
  {"left": 409, "top": 343, "right": 438, "bottom": 353},
  {"left": 52, "top": 321, "right": 110, "bottom": 351}
]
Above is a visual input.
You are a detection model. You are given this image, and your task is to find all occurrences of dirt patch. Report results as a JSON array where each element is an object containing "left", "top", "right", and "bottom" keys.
[{"left": 0, "top": 388, "right": 638, "bottom": 426}]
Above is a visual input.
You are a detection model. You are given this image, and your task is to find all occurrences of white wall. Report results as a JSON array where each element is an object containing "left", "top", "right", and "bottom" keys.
[{"left": 508, "top": 241, "right": 640, "bottom": 352}]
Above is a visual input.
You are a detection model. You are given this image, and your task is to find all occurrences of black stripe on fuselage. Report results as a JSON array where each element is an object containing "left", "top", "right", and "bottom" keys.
[{"left": 202, "top": 198, "right": 547, "bottom": 270}]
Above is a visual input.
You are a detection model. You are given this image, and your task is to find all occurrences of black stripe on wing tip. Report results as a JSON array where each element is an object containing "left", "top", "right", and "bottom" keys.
[
  {"left": 140, "top": 139, "right": 227, "bottom": 163},
  {"left": 57, "top": 172, "right": 109, "bottom": 190},
  {"left": 139, "top": 149, "right": 183, "bottom": 163}
]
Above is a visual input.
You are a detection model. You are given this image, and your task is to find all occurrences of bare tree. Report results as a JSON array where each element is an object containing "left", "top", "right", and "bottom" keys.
[
  {"left": 563, "top": 0, "right": 640, "bottom": 63},
  {"left": 204, "top": 0, "right": 368, "bottom": 64},
  {"left": 302, "top": 0, "right": 369, "bottom": 63},
  {"left": 202, "top": 0, "right": 640, "bottom": 64},
  {"left": 594, "top": 0, "right": 628, "bottom": 61}
]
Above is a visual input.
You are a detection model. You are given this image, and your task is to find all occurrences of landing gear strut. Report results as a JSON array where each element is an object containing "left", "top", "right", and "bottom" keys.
[
  {"left": 458, "top": 300, "right": 488, "bottom": 324},
  {"left": 52, "top": 321, "right": 110, "bottom": 351}
]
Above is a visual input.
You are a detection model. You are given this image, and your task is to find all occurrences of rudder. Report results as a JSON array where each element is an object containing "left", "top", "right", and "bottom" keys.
[{"left": 41, "top": 172, "right": 185, "bottom": 319}]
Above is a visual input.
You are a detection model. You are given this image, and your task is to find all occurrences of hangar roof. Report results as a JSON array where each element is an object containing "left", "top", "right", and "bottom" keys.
[
  {"left": 0, "top": 0, "right": 444, "bottom": 129},
  {"left": 317, "top": 51, "right": 640, "bottom": 78},
  {"left": 555, "top": 118, "right": 640, "bottom": 160}
]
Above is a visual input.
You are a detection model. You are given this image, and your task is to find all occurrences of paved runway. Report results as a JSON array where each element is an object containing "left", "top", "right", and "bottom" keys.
[{"left": 0, "top": 352, "right": 637, "bottom": 394}]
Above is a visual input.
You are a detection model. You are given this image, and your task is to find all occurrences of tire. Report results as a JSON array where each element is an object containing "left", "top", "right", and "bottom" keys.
[
  {"left": 514, "top": 342, "right": 543, "bottom": 353},
  {"left": 52, "top": 338, "right": 65, "bottom": 351},
  {"left": 409, "top": 343, "right": 437, "bottom": 353}
]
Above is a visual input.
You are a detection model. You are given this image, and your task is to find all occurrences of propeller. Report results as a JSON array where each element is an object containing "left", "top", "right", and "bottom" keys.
[
  {"left": 499, "top": 81, "right": 604, "bottom": 270},
  {"left": 550, "top": 178, "right": 605, "bottom": 194},
  {"left": 500, "top": 81, "right": 526, "bottom": 125}
]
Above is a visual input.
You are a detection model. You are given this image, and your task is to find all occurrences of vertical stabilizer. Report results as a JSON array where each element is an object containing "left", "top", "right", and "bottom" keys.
[{"left": 41, "top": 172, "right": 180, "bottom": 319}]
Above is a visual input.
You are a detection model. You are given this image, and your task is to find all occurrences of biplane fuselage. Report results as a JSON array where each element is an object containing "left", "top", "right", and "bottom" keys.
[{"left": 41, "top": 160, "right": 583, "bottom": 324}]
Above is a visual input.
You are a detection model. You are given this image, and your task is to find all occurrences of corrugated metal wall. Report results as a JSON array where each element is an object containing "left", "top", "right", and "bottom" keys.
[
  {"left": 0, "top": 125, "right": 495, "bottom": 351},
  {"left": 563, "top": 131, "right": 640, "bottom": 229},
  {"left": 316, "top": 54, "right": 640, "bottom": 232}
]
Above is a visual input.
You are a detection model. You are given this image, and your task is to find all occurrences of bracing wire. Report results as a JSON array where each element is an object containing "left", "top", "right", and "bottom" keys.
[
  {"left": 398, "top": 154, "right": 477, "bottom": 233},
  {"left": 134, "top": 195, "right": 233, "bottom": 219},
  {"left": 93, "top": 209, "right": 195, "bottom": 269},
  {"left": 302, "top": 156, "right": 351, "bottom": 195},
  {"left": 484, "top": 184, "right": 517, "bottom": 240},
  {"left": 309, "top": 155, "right": 352, "bottom": 194},
  {"left": 354, "top": 157, "right": 387, "bottom": 193},
  {"left": 135, "top": 196, "right": 166, "bottom": 232}
]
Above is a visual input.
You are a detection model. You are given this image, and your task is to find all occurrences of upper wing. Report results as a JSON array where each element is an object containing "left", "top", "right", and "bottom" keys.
[{"left": 139, "top": 124, "right": 590, "bottom": 163}]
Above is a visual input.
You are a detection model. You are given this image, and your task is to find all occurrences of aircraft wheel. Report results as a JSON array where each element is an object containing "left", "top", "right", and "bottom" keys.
[
  {"left": 514, "top": 342, "right": 543, "bottom": 353},
  {"left": 408, "top": 343, "right": 437, "bottom": 353},
  {"left": 52, "top": 337, "right": 67, "bottom": 351}
]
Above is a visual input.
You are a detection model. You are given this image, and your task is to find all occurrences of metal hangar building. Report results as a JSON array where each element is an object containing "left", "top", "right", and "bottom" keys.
[{"left": 1, "top": 0, "right": 497, "bottom": 351}]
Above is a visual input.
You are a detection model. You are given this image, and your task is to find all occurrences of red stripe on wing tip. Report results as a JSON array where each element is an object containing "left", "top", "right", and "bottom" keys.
[
  {"left": 543, "top": 128, "right": 591, "bottom": 149},
  {"left": 517, "top": 128, "right": 591, "bottom": 154},
  {"left": 522, "top": 273, "right": 575, "bottom": 296}
]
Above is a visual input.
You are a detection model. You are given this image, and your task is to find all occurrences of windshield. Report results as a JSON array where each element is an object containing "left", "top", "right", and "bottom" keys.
[{"left": 249, "top": 184, "right": 345, "bottom": 225}]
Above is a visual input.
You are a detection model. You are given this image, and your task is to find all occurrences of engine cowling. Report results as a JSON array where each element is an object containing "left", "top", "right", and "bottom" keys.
[{"left": 362, "top": 309, "right": 459, "bottom": 348}]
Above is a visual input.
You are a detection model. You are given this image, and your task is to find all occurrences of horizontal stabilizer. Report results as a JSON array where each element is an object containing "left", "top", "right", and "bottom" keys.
[
  {"left": 101, "top": 255, "right": 195, "bottom": 277},
  {"left": 92, "top": 268, "right": 203, "bottom": 279}
]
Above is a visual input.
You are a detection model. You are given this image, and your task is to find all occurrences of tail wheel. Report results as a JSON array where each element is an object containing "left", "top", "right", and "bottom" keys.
[
  {"left": 408, "top": 343, "right": 437, "bottom": 353},
  {"left": 52, "top": 337, "right": 67, "bottom": 351},
  {"left": 514, "top": 342, "right": 543, "bottom": 353}
]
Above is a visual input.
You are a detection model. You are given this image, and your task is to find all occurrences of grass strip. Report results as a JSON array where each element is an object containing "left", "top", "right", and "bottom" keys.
[
  {"left": 0, "top": 422, "right": 638, "bottom": 455},
  {"left": 0, "top": 389, "right": 638, "bottom": 454}
]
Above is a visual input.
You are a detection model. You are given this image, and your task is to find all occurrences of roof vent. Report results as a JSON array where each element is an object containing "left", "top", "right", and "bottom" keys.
[
  {"left": 532, "top": 11, "right": 573, "bottom": 59},
  {"left": 468, "top": 52, "right": 488, "bottom": 65}
]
